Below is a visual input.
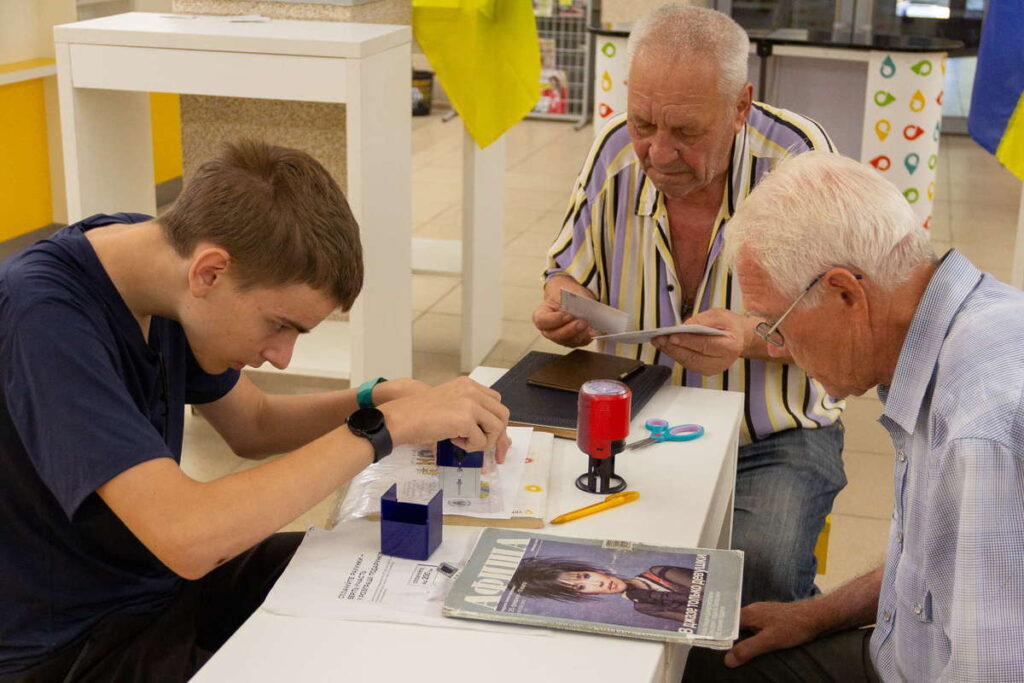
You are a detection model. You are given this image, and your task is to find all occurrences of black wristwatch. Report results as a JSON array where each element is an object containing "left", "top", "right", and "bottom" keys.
[{"left": 346, "top": 407, "right": 393, "bottom": 463}]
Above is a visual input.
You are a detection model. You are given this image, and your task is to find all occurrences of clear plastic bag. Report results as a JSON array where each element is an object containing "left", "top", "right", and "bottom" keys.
[{"left": 335, "top": 442, "right": 504, "bottom": 523}]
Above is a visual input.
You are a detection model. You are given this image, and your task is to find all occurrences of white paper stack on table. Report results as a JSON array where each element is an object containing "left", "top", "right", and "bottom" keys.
[
  {"left": 560, "top": 290, "right": 727, "bottom": 344},
  {"left": 262, "top": 520, "right": 547, "bottom": 635}
]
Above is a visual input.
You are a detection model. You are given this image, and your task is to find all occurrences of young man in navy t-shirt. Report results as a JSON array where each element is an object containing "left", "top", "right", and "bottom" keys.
[{"left": 0, "top": 141, "right": 510, "bottom": 681}]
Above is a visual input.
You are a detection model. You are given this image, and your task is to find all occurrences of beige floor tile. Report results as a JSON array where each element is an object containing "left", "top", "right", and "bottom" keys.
[
  {"left": 412, "top": 350, "right": 462, "bottom": 385},
  {"left": 503, "top": 205, "right": 552, "bottom": 240},
  {"left": 413, "top": 205, "right": 462, "bottom": 240},
  {"left": 947, "top": 160, "right": 1022, "bottom": 207},
  {"left": 833, "top": 449, "right": 895, "bottom": 520},
  {"left": 503, "top": 252, "right": 551, "bottom": 287},
  {"left": 412, "top": 177, "right": 461, "bottom": 210},
  {"left": 928, "top": 199, "right": 952, "bottom": 242},
  {"left": 950, "top": 199, "right": 1020, "bottom": 244},
  {"left": 412, "top": 273, "right": 459, "bottom": 313},
  {"left": 180, "top": 412, "right": 245, "bottom": 482},
  {"left": 816, "top": 514, "right": 891, "bottom": 593},
  {"left": 527, "top": 334, "right": 580, "bottom": 355},
  {"left": 505, "top": 186, "right": 570, "bottom": 213},
  {"left": 505, "top": 228, "right": 561, "bottom": 258},
  {"left": 431, "top": 283, "right": 540, "bottom": 322},
  {"left": 840, "top": 395, "right": 892, "bottom": 456},
  {"left": 415, "top": 313, "right": 537, "bottom": 365},
  {"left": 413, "top": 196, "right": 455, "bottom": 228},
  {"left": 480, "top": 353, "right": 515, "bottom": 369},
  {"left": 413, "top": 312, "right": 463, "bottom": 355}
]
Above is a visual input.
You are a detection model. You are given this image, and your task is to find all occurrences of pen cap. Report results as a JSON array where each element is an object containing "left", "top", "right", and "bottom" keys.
[{"left": 577, "top": 380, "right": 631, "bottom": 460}]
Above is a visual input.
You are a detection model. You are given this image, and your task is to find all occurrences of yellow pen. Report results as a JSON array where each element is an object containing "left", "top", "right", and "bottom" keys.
[{"left": 550, "top": 490, "right": 640, "bottom": 524}]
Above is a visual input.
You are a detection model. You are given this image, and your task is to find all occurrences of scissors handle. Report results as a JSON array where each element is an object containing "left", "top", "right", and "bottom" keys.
[
  {"left": 660, "top": 424, "right": 705, "bottom": 441},
  {"left": 645, "top": 418, "right": 670, "bottom": 433}
]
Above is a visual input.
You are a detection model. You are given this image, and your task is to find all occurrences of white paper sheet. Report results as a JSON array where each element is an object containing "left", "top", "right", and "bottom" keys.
[
  {"left": 263, "top": 521, "right": 548, "bottom": 635},
  {"left": 594, "top": 324, "right": 728, "bottom": 345},
  {"left": 560, "top": 290, "right": 630, "bottom": 334}
]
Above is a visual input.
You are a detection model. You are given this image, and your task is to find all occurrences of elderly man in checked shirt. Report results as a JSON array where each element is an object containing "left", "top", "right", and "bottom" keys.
[
  {"left": 534, "top": 4, "right": 844, "bottom": 606},
  {"left": 683, "top": 151, "right": 1024, "bottom": 681}
]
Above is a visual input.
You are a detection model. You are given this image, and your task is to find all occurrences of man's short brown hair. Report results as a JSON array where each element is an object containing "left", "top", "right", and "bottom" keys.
[{"left": 159, "top": 140, "right": 363, "bottom": 309}]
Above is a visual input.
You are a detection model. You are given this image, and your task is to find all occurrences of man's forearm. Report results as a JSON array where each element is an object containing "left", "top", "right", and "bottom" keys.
[
  {"left": 805, "top": 565, "right": 884, "bottom": 635},
  {"left": 99, "top": 425, "right": 375, "bottom": 580},
  {"left": 245, "top": 390, "right": 359, "bottom": 457}
]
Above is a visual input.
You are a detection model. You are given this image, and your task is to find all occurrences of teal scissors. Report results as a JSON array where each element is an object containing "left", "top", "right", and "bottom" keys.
[{"left": 626, "top": 418, "right": 705, "bottom": 451}]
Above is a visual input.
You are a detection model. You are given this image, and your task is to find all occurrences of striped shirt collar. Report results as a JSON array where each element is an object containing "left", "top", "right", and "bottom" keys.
[
  {"left": 633, "top": 122, "right": 748, "bottom": 219},
  {"left": 880, "top": 249, "right": 983, "bottom": 434}
]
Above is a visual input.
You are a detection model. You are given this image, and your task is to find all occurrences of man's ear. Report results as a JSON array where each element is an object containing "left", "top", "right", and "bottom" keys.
[
  {"left": 187, "top": 246, "right": 231, "bottom": 297},
  {"left": 823, "top": 268, "right": 867, "bottom": 312},
  {"left": 733, "top": 83, "right": 753, "bottom": 132}
]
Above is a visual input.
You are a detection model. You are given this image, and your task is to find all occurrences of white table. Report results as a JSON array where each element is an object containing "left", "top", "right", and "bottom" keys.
[
  {"left": 191, "top": 367, "right": 743, "bottom": 683},
  {"left": 53, "top": 12, "right": 412, "bottom": 383}
]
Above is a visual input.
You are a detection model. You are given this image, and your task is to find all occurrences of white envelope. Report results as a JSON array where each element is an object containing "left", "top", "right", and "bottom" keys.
[
  {"left": 559, "top": 289, "right": 630, "bottom": 334},
  {"left": 594, "top": 324, "right": 728, "bottom": 345}
]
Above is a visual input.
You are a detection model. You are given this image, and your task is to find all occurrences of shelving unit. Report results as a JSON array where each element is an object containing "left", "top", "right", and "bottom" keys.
[{"left": 529, "top": 0, "right": 600, "bottom": 127}]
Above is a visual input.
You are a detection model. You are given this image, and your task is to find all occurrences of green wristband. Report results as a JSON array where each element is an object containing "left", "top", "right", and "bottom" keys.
[{"left": 356, "top": 377, "right": 387, "bottom": 409}]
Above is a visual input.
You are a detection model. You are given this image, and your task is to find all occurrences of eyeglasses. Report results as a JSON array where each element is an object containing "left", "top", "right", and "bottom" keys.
[{"left": 755, "top": 272, "right": 863, "bottom": 347}]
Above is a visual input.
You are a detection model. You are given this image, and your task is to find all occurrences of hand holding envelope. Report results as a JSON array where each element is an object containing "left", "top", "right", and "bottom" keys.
[
  {"left": 560, "top": 289, "right": 727, "bottom": 344},
  {"left": 532, "top": 278, "right": 605, "bottom": 347}
]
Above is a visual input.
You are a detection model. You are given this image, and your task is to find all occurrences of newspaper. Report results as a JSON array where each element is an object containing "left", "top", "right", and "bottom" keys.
[{"left": 443, "top": 529, "right": 743, "bottom": 649}]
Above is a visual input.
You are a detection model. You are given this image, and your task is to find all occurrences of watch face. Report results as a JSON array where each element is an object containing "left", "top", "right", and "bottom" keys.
[{"left": 349, "top": 408, "right": 384, "bottom": 433}]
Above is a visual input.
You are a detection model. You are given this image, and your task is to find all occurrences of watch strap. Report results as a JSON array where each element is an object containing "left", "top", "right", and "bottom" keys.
[
  {"left": 347, "top": 408, "right": 393, "bottom": 463},
  {"left": 356, "top": 377, "right": 387, "bottom": 409}
]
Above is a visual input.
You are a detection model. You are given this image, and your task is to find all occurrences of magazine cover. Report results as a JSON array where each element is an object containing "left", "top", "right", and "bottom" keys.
[{"left": 443, "top": 529, "right": 743, "bottom": 649}]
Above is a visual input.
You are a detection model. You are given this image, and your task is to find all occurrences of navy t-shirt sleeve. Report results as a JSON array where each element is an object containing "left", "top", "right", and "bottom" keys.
[{"left": 3, "top": 298, "right": 173, "bottom": 521}]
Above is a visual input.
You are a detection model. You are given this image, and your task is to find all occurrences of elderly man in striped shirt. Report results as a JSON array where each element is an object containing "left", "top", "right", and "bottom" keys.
[
  {"left": 534, "top": 4, "right": 844, "bottom": 605},
  {"left": 684, "top": 151, "right": 1024, "bottom": 682}
]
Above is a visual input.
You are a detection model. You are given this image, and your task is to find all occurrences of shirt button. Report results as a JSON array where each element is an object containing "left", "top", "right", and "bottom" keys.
[
  {"left": 897, "top": 450, "right": 906, "bottom": 462},
  {"left": 896, "top": 533, "right": 903, "bottom": 545},
  {"left": 913, "top": 603, "right": 923, "bottom": 615},
  {"left": 882, "top": 610, "right": 892, "bottom": 622},
  {"left": 667, "top": 284, "right": 675, "bottom": 292}
]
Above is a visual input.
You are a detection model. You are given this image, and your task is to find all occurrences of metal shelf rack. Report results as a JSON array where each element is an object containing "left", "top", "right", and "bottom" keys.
[{"left": 529, "top": 0, "right": 600, "bottom": 127}]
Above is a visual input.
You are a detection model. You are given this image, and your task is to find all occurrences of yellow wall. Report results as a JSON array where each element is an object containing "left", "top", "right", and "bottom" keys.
[
  {"left": 0, "top": 84, "right": 183, "bottom": 241},
  {"left": 0, "top": 78, "right": 52, "bottom": 241},
  {"left": 150, "top": 92, "right": 183, "bottom": 185}
]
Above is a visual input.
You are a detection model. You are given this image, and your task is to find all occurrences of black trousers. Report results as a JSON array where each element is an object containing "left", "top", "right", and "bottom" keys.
[
  {"left": 683, "top": 627, "right": 881, "bottom": 683},
  {"left": 5, "top": 532, "right": 303, "bottom": 683}
]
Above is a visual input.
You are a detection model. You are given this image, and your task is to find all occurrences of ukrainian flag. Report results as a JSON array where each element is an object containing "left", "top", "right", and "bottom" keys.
[
  {"left": 413, "top": 0, "right": 540, "bottom": 149},
  {"left": 968, "top": 0, "right": 1024, "bottom": 181}
]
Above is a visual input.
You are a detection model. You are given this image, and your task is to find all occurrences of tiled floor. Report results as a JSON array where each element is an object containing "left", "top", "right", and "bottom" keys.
[{"left": 9, "top": 110, "right": 1021, "bottom": 595}]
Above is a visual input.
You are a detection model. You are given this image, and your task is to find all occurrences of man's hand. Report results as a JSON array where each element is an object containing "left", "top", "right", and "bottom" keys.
[
  {"left": 378, "top": 377, "right": 511, "bottom": 462},
  {"left": 723, "top": 600, "right": 825, "bottom": 668},
  {"left": 650, "top": 308, "right": 754, "bottom": 376},
  {"left": 532, "top": 275, "right": 601, "bottom": 348},
  {"left": 372, "top": 378, "right": 430, "bottom": 405}
]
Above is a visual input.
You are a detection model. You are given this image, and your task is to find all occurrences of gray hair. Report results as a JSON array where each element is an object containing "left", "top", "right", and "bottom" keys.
[
  {"left": 627, "top": 4, "right": 750, "bottom": 100},
  {"left": 722, "top": 151, "right": 936, "bottom": 303}
]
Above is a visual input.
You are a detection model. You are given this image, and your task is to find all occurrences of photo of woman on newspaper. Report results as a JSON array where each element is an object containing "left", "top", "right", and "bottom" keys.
[{"left": 510, "top": 557, "right": 695, "bottom": 624}]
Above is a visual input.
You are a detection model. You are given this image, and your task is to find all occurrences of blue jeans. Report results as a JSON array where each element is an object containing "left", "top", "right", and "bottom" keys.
[{"left": 733, "top": 421, "right": 846, "bottom": 605}]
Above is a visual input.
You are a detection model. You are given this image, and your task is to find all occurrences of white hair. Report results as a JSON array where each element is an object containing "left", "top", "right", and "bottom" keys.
[
  {"left": 627, "top": 4, "right": 750, "bottom": 100},
  {"left": 722, "top": 151, "right": 936, "bottom": 303}
]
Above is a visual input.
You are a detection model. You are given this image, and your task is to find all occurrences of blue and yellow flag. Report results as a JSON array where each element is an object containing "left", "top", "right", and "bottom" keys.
[
  {"left": 413, "top": 0, "right": 540, "bottom": 149},
  {"left": 968, "top": 0, "right": 1024, "bottom": 181}
]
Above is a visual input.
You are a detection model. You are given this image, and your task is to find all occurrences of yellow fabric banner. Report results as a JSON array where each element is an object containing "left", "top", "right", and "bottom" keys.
[
  {"left": 413, "top": 0, "right": 540, "bottom": 149},
  {"left": 996, "top": 92, "right": 1024, "bottom": 182}
]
